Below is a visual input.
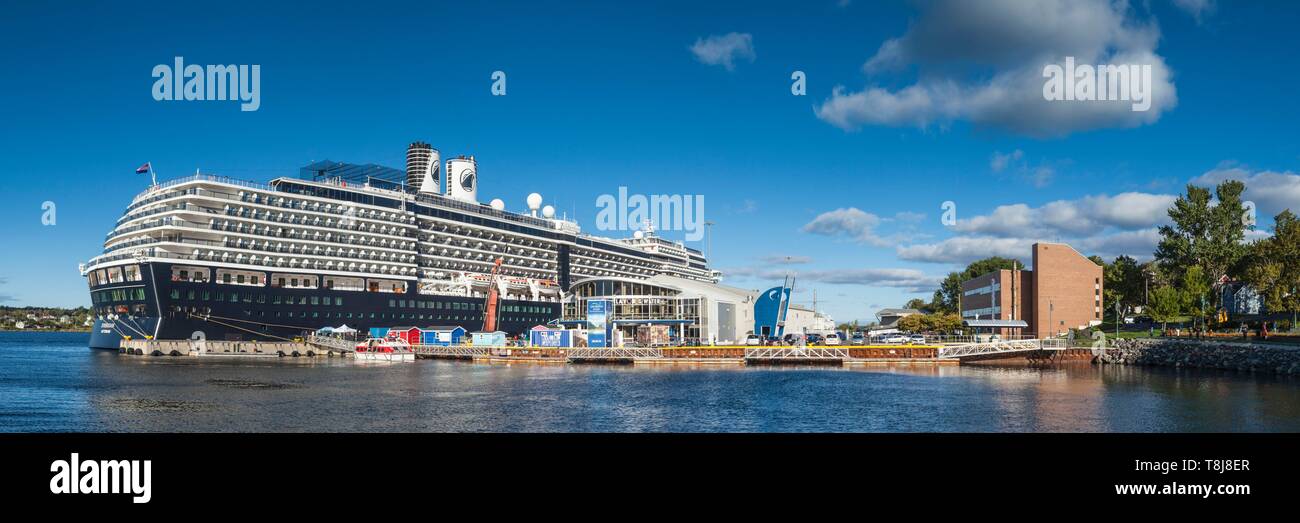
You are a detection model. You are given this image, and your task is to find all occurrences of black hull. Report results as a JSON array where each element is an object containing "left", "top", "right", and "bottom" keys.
[{"left": 87, "top": 261, "right": 560, "bottom": 349}]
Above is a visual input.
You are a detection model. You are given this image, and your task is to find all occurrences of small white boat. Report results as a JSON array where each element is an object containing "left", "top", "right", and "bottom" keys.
[{"left": 353, "top": 338, "right": 415, "bottom": 362}]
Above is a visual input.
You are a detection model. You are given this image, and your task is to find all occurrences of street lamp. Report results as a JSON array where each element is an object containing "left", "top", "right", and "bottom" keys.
[
  {"left": 1048, "top": 299, "right": 1054, "bottom": 338},
  {"left": 704, "top": 221, "right": 715, "bottom": 262}
]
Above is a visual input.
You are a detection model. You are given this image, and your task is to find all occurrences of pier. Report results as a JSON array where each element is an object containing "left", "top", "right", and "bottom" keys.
[{"left": 116, "top": 337, "right": 1094, "bottom": 367}]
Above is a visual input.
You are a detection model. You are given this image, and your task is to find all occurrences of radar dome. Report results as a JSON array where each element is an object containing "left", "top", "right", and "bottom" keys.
[
  {"left": 633, "top": 231, "right": 644, "bottom": 239},
  {"left": 526, "top": 193, "right": 543, "bottom": 210},
  {"left": 541, "top": 205, "right": 555, "bottom": 218},
  {"left": 489, "top": 198, "right": 505, "bottom": 211}
]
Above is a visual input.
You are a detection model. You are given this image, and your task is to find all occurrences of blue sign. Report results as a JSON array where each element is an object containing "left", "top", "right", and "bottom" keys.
[
  {"left": 754, "top": 286, "right": 791, "bottom": 337},
  {"left": 587, "top": 299, "right": 611, "bottom": 348},
  {"left": 530, "top": 330, "right": 572, "bottom": 347}
]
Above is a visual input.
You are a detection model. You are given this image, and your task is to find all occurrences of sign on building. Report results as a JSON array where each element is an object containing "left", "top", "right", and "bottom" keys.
[
  {"left": 587, "top": 299, "right": 612, "bottom": 348},
  {"left": 530, "top": 329, "right": 572, "bottom": 347}
]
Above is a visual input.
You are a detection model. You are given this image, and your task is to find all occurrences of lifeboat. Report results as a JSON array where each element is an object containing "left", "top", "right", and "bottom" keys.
[{"left": 353, "top": 337, "right": 415, "bottom": 362}]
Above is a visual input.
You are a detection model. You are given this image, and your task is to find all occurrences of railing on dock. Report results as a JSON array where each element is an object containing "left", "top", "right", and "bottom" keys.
[
  {"left": 937, "top": 338, "right": 1065, "bottom": 359},
  {"left": 744, "top": 347, "right": 850, "bottom": 360},
  {"left": 566, "top": 347, "right": 664, "bottom": 360},
  {"left": 306, "top": 334, "right": 355, "bottom": 353},
  {"left": 412, "top": 345, "right": 491, "bottom": 358}
]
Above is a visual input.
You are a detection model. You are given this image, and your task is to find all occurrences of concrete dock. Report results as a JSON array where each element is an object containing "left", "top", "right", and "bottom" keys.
[{"left": 117, "top": 339, "right": 1073, "bottom": 367}]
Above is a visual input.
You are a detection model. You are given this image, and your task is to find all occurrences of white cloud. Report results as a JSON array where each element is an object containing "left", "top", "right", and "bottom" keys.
[
  {"left": 799, "top": 268, "right": 942, "bottom": 290},
  {"left": 815, "top": 0, "right": 1178, "bottom": 137},
  {"left": 760, "top": 255, "right": 812, "bottom": 265},
  {"left": 726, "top": 265, "right": 941, "bottom": 292},
  {"left": 894, "top": 211, "right": 926, "bottom": 223},
  {"left": 952, "top": 192, "right": 1177, "bottom": 238},
  {"left": 896, "top": 228, "right": 1162, "bottom": 265},
  {"left": 801, "top": 207, "right": 932, "bottom": 246},
  {"left": 1171, "top": 0, "right": 1216, "bottom": 24},
  {"left": 898, "top": 189, "right": 1179, "bottom": 265},
  {"left": 990, "top": 149, "right": 1024, "bottom": 172},
  {"left": 690, "top": 32, "right": 756, "bottom": 71},
  {"left": 802, "top": 207, "right": 911, "bottom": 247},
  {"left": 989, "top": 149, "right": 1059, "bottom": 188},
  {"left": 1191, "top": 165, "right": 1300, "bottom": 218},
  {"left": 1072, "top": 228, "right": 1162, "bottom": 259},
  {"left": 897, "top": 236, "right": 1037, "bottom": 265}
]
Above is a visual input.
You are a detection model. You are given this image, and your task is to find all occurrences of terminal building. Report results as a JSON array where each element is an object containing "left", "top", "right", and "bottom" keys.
[
  {"left": 960, "top": 242, "right": 1103, "bottom": 339},
  {"left": 560, "top": 274, "right": 833, "bottom": 346}
]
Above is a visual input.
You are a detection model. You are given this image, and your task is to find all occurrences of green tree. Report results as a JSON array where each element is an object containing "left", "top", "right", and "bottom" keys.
[
  {"left": 1243, "top": 210, "right": 1300, "bottom": 328},
  {"left": 1154, "top": 181, "right": 1250, "bottom": 305},
  {"left": 1106, "top": 255, "right": 1145, "bottom": 309},
  {"left": 903, "top": 298, "right": 932, "bottom": 313},
  {"left": 928, "top": 313, "right": 963, "bottom": 333},
  {"left": 1148, "top": 285, "right": 1182, "bottom": 332},
  {"left": 1181, "top": 265, "right": 1212, "bottom": 329},
  {"left": 897, "top": 313, "right": 961, "bottom": 334}
]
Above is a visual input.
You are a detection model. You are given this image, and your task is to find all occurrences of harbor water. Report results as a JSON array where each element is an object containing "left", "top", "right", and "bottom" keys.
[{"left": 2, "top": 332, "right": 1299, "bottom": 432}]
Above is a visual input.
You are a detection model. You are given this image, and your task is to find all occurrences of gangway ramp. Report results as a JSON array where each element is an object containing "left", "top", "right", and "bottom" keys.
[{"left": 937, "top": 339, "right": 1069, "bottom": 360}]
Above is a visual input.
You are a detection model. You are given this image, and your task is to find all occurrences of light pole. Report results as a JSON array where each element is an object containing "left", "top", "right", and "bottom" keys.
[
  {"left": 704, "top": 221, "right": 715, "bottom": 262},
  {"left": 1048, "top": 299, "right": 1054, "bottom": 339},
  {"left": 1115, "top": 301, "right": 1125, "bottom": 341}
]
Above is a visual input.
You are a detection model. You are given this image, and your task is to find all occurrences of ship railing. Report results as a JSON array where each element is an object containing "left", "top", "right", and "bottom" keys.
[
  {"left": 142, "top": 174, "right": 273, "bottom": 196},
  {"left": 410, "top": 191, "right": 557, "bottom": 230},
  {"left": 105, "top": 221, "right": 420, "bottom": 265},
  {"left": 129, "top": 184, "right": 420, "bottom": 232}
]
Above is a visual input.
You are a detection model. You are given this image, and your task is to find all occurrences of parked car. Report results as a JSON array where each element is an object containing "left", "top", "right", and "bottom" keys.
[
  {"left": 783, "top": 333, "right": 806, "bottom": 346},
  {"left": 805, "top": 333, "right": 824, "bottom": 345},
  {"left": 883, "top": 334, "right": 908, "bottom": 344},
  {"left": 744, "top": 334, "right": 762, "bottom": 346},
  {"left": 907, "top": 334, "right": 926, "bottom": 345},
  {"left": 850, "top": 333, "right": 865, "bottom": 344},
  {"left": 823, "top": 333, "right": 842, "bottom": 345}
]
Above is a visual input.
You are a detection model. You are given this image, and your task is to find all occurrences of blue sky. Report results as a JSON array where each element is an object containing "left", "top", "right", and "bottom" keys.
[{"left": 2, "top": 0, "right": 1298, "bottom": 324}]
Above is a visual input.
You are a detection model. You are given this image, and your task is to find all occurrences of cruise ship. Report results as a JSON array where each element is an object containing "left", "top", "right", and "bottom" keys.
[{"left": 81, "top": 142, "right": 718, "bottom": 349}]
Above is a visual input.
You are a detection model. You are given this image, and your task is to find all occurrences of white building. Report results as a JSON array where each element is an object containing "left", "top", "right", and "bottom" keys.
[
  {"left": 785, "top": 304, "right": 835, "bottom": 334},
  {"left": 564, "top": 274, "right": 758, "bottom": 345}
]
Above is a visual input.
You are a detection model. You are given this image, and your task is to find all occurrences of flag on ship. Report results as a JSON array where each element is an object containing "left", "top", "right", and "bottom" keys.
[{"left": 135, "top": 162, "right": 151, "bottom": 174}]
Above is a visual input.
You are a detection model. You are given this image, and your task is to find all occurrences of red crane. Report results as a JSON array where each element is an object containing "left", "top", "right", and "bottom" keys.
[{"left": 482, "top": 258, "right": 504, "bottom": 332}]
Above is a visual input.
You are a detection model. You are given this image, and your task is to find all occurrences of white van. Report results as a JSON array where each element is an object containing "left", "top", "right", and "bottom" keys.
[{"left": 823, "top": 333, "right": 841, "bottom": 345}]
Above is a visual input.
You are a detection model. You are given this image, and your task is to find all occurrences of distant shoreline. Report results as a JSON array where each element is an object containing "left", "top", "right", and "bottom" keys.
[{"left": 0, "top": 329, "right": 90, "bottom": 333}]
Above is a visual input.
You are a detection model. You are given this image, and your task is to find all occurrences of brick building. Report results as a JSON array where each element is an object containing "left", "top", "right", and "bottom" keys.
[{"left": 960, "top": 242, "right": 1103, "bottom": 339}]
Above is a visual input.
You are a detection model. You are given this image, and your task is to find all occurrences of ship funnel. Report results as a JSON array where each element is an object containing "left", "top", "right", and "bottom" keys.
[
  {"left": 406, "top": 141, "right": 440, "bottom": 194},
  {"left": 445, "top": 156, "right": 478, "bottom": 203}
]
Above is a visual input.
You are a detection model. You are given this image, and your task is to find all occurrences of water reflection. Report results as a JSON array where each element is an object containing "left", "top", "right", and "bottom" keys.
[{"left": 2, "top": 333, "right": 1297, "bottom": 432}]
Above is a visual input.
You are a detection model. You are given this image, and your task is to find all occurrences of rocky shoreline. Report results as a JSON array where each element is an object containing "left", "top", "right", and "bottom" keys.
[{"left": 1097, "top": 338, "right": 1300, "bottom": 375}]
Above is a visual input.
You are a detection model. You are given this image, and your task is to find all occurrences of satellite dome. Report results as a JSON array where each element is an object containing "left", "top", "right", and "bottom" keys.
[
  {"left": 541, "top": 205, "right": 555, "bottom": 218},
  {"left": 526, "top": 193, "right": 543, "bottom": 210},
  {"left": 489, "top": 198, "right": 505, "bottom": 211},
  {"left": 633, "top": 231, "right": 644, "bottom": 239}
]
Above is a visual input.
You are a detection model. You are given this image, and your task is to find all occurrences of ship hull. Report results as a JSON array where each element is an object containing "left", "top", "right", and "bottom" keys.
[{"left": 86, "top": 261, "right": 560, "bottom": 349}]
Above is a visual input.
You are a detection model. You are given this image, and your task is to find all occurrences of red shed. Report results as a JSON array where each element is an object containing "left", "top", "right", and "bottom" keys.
[{"left": 387, "top": 326, "right": 421, "bottom": 344}]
